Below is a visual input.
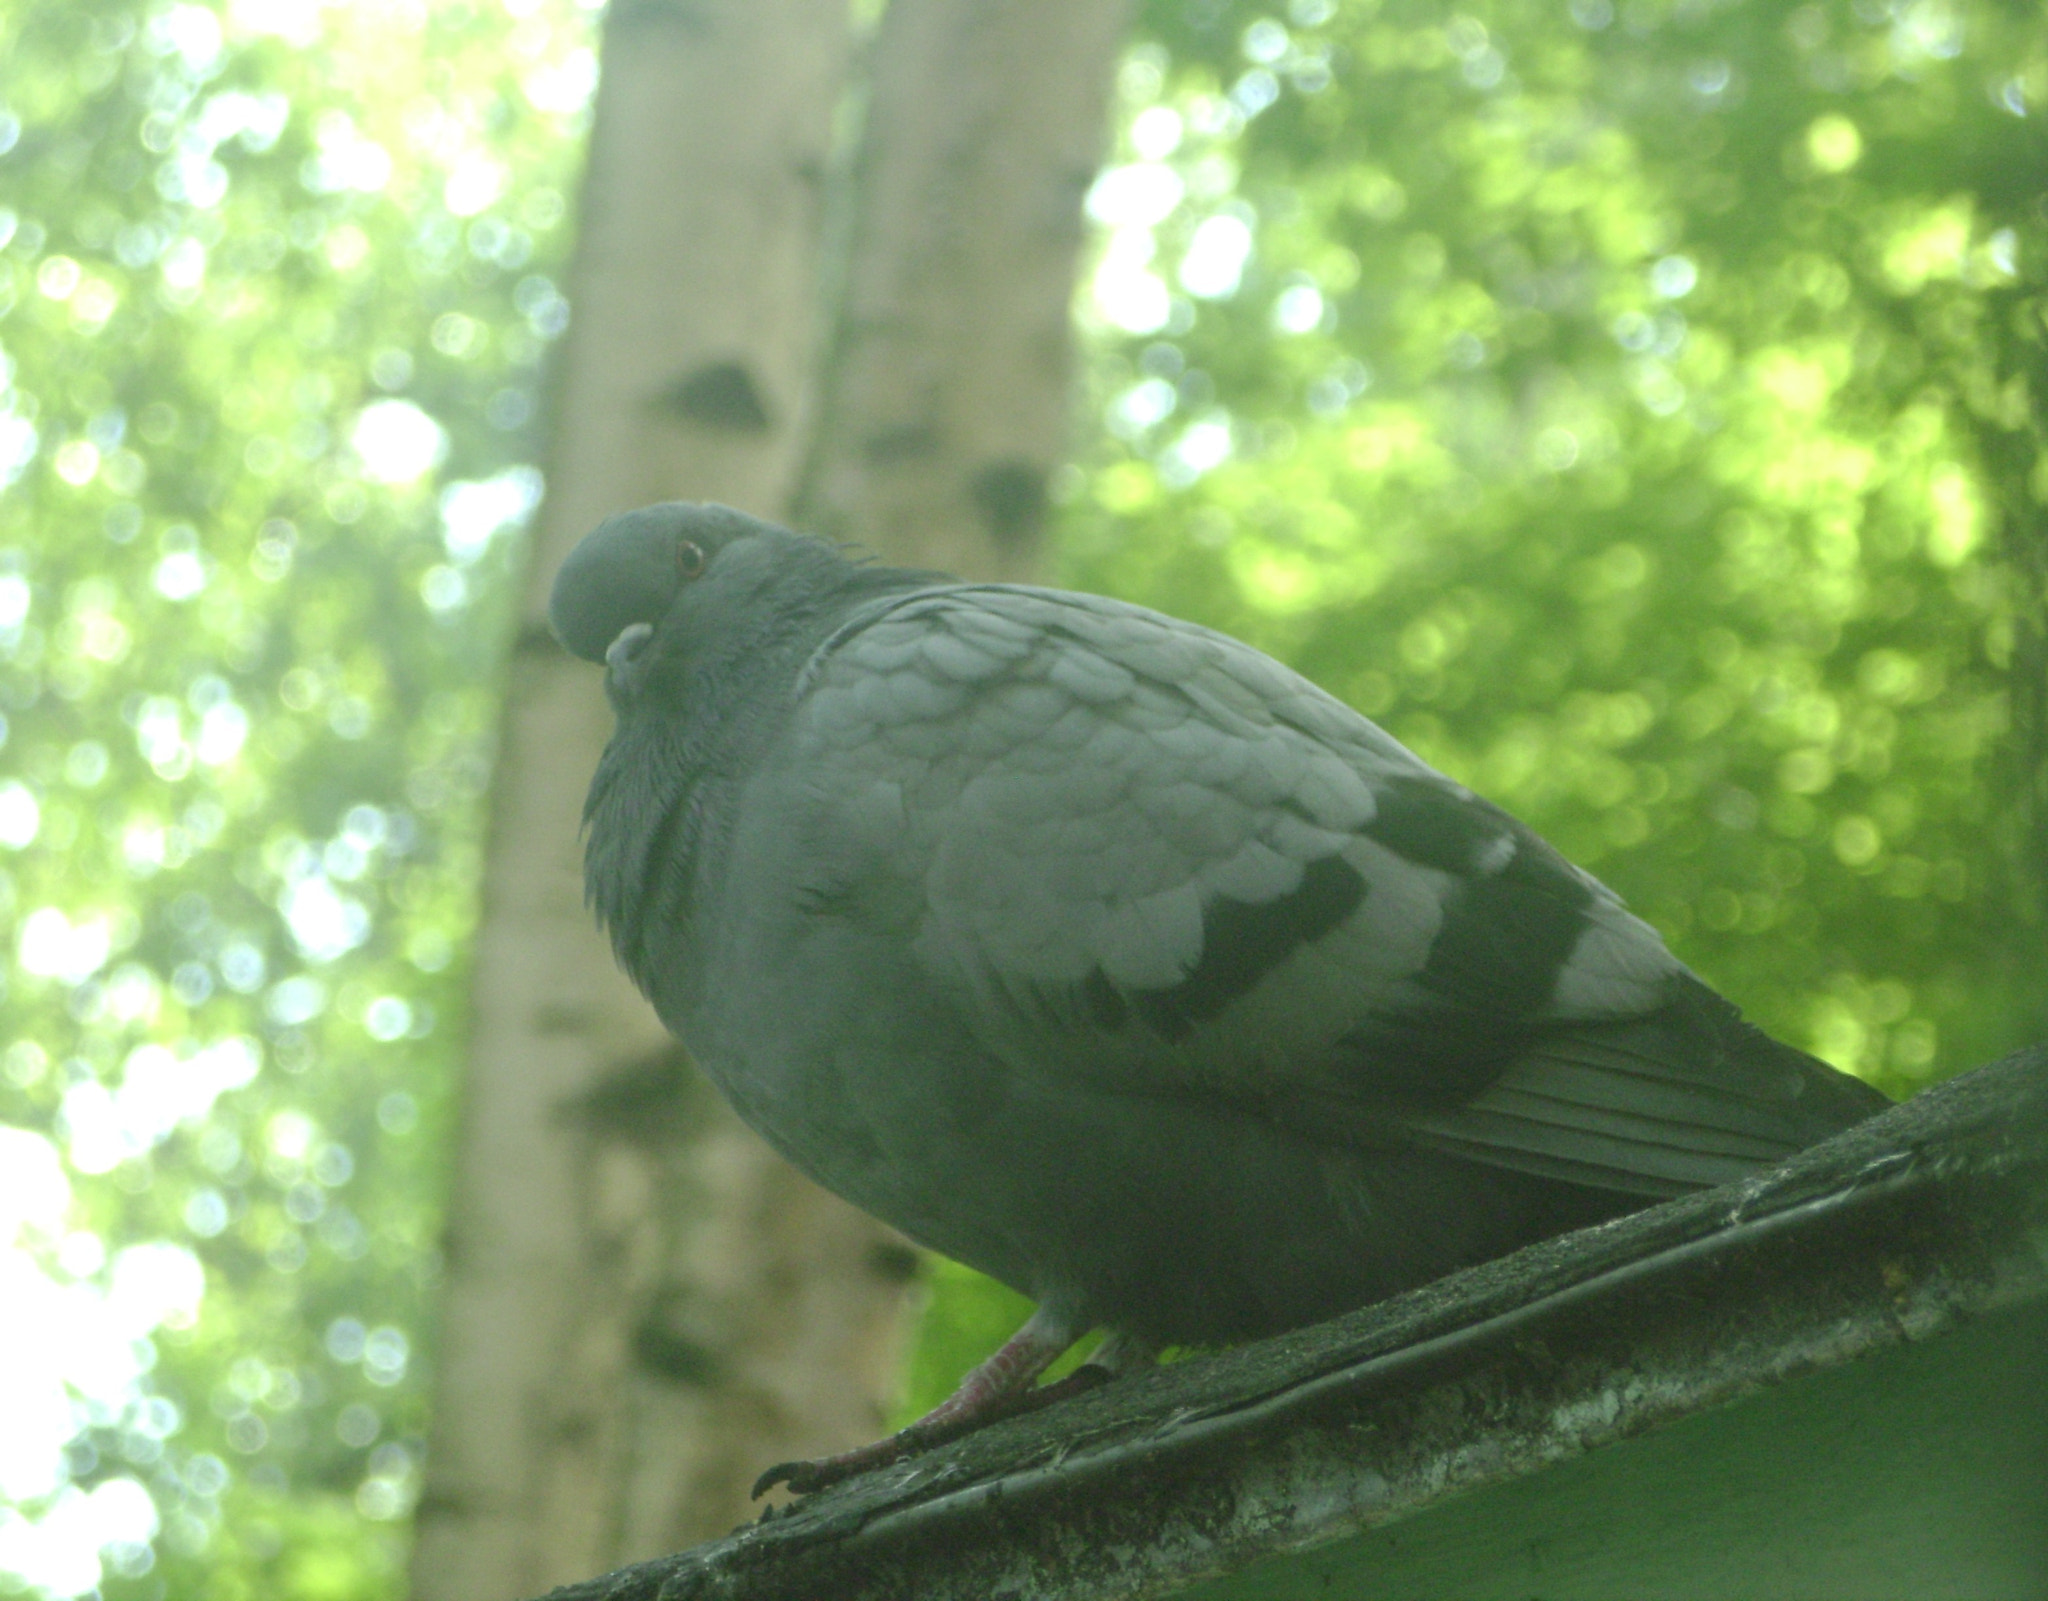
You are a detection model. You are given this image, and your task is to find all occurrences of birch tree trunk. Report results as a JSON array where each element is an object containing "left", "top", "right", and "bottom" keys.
[
  {"left": 414, "top": 0, "right": 1132, "bottom": 1593},
  {"left": 799, "top": 0, "right": 1134, "bottom": 576},
  {"left": 408, "top": 4, "right": 899, "bottom": 1596}
]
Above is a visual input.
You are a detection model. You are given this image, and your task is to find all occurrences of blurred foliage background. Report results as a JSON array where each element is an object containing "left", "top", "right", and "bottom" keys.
[{"left": 1, "top": 0, "right": 2043, "bottom": 1595}]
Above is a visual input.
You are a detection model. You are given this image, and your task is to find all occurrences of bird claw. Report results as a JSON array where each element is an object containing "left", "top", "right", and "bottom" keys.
[
  {"left": 749, "top": 1362, "right": 1119, "bottom": 1500},
  {"left": 751, "top": 1432, "right": 916, "bottom": 1499},
  {"left": 751, "top": 1462, "right": 801, "bottom": 1500}
]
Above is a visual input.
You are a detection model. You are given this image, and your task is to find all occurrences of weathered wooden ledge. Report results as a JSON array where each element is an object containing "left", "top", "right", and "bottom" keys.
[{"left": 535, "top": 1044, "right": 2048, "bottom": 1600}]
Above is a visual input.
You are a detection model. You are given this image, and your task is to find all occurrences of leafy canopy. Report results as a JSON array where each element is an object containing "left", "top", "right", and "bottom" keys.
[{"left": 0, "top": 0, "right": 591, "bottom": 1594}]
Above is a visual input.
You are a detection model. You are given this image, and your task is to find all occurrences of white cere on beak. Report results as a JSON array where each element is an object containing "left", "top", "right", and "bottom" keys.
[{"left": 606, "top": 621, "right": 655, "bottom": 673}]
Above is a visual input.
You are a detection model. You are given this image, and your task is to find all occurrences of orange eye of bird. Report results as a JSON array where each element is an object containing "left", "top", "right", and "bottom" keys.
[{"left": 676, "top": 540, "right": 706, "bottom": 580}]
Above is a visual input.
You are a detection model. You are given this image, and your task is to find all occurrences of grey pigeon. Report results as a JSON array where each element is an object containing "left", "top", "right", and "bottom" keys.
[{"left": 549, "top": 501, "right": 1889, "bottom": 1492}]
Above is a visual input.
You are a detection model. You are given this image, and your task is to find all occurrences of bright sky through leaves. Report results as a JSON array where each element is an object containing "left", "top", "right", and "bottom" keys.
[{"left": 0, "top": 0, "right": 595, "bottom": 1590}]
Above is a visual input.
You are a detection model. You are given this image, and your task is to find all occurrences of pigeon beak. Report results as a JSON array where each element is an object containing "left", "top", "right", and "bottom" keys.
[{"left": 605, "top": 622, "right": 655, "bottom": 675}]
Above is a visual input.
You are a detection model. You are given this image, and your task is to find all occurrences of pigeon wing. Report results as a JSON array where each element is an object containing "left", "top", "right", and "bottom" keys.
[{"left": 777, "top": 584, "right": 1871, "bottom": 1198}]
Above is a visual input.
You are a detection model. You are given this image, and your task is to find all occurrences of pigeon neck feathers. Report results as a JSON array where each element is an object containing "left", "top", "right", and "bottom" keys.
[{"left": 572, "top": 506, "right": 932, "bottom": 998}]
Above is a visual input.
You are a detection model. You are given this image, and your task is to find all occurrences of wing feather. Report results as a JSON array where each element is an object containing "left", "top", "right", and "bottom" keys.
[{"left": 772, "top": 582, "right": 1879, "bottom": 1199}]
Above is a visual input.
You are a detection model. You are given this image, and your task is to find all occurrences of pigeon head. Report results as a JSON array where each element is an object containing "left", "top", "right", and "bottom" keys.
[
  {"left": 548, "top": 501, "right": 793, "bottom": 676},
  {"left": 551, "top": 503, "right": 942, "bottom": 711}
]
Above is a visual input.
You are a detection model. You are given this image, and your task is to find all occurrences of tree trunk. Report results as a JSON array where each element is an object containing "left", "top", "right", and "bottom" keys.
[
  {"left": 799, "top": 0, "right": 1134, "bottom": 577},
  {"left": 412, "top": 0, "right": 1131, "bottom": 1592},
  {"left": 407, "top": 4, "right": 901, "bottom": 1596}
]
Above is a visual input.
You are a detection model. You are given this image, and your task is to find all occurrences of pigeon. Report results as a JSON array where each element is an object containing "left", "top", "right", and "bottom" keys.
[{"left": 548, "top": 501, "right": 1889, "bottom": 1493}]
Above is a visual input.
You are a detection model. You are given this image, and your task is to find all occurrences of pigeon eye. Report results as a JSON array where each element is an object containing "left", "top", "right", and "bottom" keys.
[{"left": 676, "top": 540, "right": 707, "bottom": 580}]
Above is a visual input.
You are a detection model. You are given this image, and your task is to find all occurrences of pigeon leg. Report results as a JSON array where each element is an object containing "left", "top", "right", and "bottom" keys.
[{"left": 752, "top": 1303, "right": 1085, "bottom": 1497}]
